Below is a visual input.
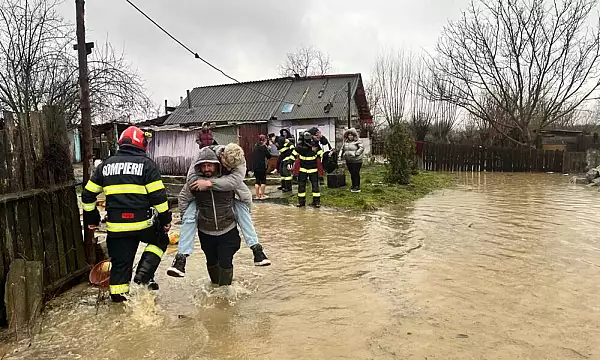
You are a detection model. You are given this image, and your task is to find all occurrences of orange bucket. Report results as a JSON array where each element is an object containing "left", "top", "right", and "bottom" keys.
[{"left": 89, "top": 260, "right": 111, "bottom": 288}]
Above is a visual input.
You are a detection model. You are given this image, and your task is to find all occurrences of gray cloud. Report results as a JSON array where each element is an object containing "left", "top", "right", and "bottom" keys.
[{"left": 58, "top": 0, "right": 470, "bottom": 116}]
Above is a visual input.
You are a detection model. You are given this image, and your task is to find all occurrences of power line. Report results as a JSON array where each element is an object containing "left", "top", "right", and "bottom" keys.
[{"left": 124, "top": 0, "right": 291, "bottom": 104}]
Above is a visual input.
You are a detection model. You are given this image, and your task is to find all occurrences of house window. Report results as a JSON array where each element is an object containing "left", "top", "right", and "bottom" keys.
[{"left": 282, "top": 103, "right": 294, "bottom": 113}]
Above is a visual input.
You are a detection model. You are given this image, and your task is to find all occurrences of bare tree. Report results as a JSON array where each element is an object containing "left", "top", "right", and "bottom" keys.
[
  {"left": 420, "top": 73, "right": 460, "bottom": 142},
  {"left": 430, "top": 102, "right": 459, "bottom": 142},
  {"left": 0, "top": 0, "right": 154, "bottom": 128},
  {"left": 278, "top": 46, "right": 332, "bottom": 77},
  {"left": 428, "top": 0, "right": 600, "bottom": 147},
  {"left": 371, "top": 49, "right": 416, "bottom": 126},
  {"left": 409, "top": 61, "right": 436, "bottom": 140}
]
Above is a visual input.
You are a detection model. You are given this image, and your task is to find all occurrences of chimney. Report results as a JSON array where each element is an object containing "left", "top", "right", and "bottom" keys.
[
  {"left": 164, "top": 99, "right": 168, "bottom": 115},
  {"left": 187, "top": 90, "right": 191, "bottom": 109}
]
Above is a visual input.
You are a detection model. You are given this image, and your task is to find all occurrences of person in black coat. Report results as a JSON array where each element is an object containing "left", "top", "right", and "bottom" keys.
[{"left": 252, "top": 134, "right": 272, "bottom": 199}]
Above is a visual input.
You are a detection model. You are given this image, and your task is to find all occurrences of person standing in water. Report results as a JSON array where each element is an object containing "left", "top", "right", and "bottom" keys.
[
  {"left": 81, "top": 126, "right": 172, "bottom": 302},
  {"left": 187, "top": 147, "right": 240, "bottom": 286},
  {"left": 167, "top": 144, "right": 271, "bottom": 279}
]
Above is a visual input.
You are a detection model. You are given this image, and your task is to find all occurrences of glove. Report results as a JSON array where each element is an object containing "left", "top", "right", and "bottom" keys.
[
  {"left": 287, "top": 164, "right": 292, "bottom": 171},
  {"left": 83, "top": 208, "right": 101, "bottom": 228}
]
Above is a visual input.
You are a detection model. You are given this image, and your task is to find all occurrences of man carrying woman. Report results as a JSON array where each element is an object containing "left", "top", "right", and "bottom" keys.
[{"left": 167, "top": 143, "right": 271, "bottom": 280}]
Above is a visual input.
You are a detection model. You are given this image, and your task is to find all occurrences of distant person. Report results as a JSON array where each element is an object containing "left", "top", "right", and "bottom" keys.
[
  {"left": 308, "top": 127, "right": 333, "bottom": 153},
  {"left": 293, "top": 132, "right": 323, "bottom": 208},
  {"left": 266, "top": 133, "right": 279, "bottom": 174},
  {"left": 252, "top": 134, "right": 272, "bottom": 199},
  {"left": 196, "top": 122, "right": 218, "bottom": 149},
  {"left": 340, "top": 128, "right": 365, "bottom": 193},
  {"left": 308, "top": 127, "right": 334, "bottom": 183},
  {"left": 280, "top": 128, "right": 295, "bottom": 145},
  {"left": 276, "top": 135, "right": 295, "bottom": 193}
]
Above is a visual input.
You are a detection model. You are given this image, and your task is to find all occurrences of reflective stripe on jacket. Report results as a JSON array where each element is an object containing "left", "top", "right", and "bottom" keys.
[{"left": 81, "top": 146, "right": 172, "bottom": 233}]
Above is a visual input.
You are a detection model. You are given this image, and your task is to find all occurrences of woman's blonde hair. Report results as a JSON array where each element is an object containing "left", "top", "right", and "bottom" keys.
[{"left": 221, "top": 143, "right": 245, "bottom": 169}]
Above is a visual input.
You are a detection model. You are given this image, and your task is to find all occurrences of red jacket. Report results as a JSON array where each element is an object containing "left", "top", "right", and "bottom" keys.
[{"left": 196, "top": 129, "right": 216, "bottom": 149}]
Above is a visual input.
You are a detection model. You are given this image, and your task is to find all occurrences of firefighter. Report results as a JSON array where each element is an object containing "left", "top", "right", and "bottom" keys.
[
  {"left": 276, "top": 135, "right": 295, "bottom": 193},
  {"left": 292, "top": 132, "right": 324, "bottom": 208},
  {"left": 81, "top": 126, "right": 172, "bottom": 303}
]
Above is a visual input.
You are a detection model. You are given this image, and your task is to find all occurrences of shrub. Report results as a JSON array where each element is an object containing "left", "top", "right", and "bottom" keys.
[{"left": 384, "top": 122, "right": 415, "bottom": 185}]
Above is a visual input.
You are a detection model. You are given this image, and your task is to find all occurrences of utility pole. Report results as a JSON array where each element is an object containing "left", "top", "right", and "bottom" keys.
[
  {"left": 75, "top": 0, "right": 96, "bottom": 265},
  {"left": 347, "top": 82, "right": 352, "bottom": 129}
]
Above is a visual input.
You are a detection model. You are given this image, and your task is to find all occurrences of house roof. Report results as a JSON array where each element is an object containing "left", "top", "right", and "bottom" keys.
[
  {"left": 163, "top": 74, "right": 372, "bottom": 125},
  {"left": 276, "top": 74, "right": 359, "bottom": 120},
  {"left": 164, "top": 79, "right": 292, "bottom": 125}
]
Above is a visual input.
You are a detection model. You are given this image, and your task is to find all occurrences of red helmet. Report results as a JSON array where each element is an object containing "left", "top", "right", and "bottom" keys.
[{"left": 118, "top": 126, "right": 151, "bottom": 151}]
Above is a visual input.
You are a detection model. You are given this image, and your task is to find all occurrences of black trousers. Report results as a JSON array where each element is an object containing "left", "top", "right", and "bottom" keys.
[
  {"left": 298, "top": 171, "right": 320, "bottom": 198},
  {"left": 199, "top": 227, "right": 241, "bottom": 269},
  {"left": 106, "top": 226, "right": 169, "bottom": 295},
  {"left": 347, "top": 162, "right": 362, "bottom": 188}
]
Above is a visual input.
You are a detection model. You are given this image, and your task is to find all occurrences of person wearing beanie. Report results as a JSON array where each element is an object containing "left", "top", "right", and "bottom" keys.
[{"left": 168, "top": 143, "right": 271, "bottom": 279}]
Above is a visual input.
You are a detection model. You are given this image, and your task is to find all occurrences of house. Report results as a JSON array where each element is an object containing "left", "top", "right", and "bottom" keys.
[
  {"left": 162, "top": 74, "right": 373, "bottom": 172},
  {"left": 536, "top": 129, "right": 583, "bottom": 152}
]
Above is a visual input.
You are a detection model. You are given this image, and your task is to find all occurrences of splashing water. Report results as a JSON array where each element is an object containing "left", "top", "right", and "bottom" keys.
[{"left": 3, "top": 173, "right": 600, "bottom": 359}]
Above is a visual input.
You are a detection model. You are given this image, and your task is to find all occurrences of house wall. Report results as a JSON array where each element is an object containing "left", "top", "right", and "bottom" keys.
[
  {"left": 146, "top": 123, "right": 265, "bottom": 176},
  {"left": 147, "top": 130, "right": 198, "bottom": 176},
  {"left": 268, "top": 118, "right": 337, "bottom": 148},
  {"left": 238, "top": 123, "right": 268, "bottom": 171}
]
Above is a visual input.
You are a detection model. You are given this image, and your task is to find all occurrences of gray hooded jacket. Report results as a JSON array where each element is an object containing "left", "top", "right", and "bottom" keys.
[
  {"left": 178, "top": 145, "right": 251, "bottom": 217},
  {"left": 183, "top": 147, "right": 236, "bottom": 236},
  {"left": 340, "top": 128, "right": 364, "bottom": 163}
]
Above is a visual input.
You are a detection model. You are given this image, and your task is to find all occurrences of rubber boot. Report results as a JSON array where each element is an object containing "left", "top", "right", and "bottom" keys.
[
  {"left": 110, "top": 294, "right": 127, "bottom": 303},
  {"left": 207, "top": 264, "right": 220, "bottom": 284},
  {"left": 312, "top": 197, "right": 321, "bottom": 208},
  {"left": 218, "top": 267, "right": 234, "bottom": 286},
  {"left": 297, "top": 197, "right": 306, "bottom": 208},
  {"left": 285, "top": 180, "right": 293, "bottom": 192},
  {"left": 133, "top": 252, "right": 161, "bottom": 287}
]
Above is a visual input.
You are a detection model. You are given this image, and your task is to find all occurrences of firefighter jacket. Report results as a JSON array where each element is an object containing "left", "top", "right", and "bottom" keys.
[
  {"left": 292, "top": 141, "right": 324, "bottom": 174},
  {"left": 276, "top": 138, "right": 295, "bottom": 169},
  {"left": 81, "top": 146, "right": 172, "bottom": 234}
]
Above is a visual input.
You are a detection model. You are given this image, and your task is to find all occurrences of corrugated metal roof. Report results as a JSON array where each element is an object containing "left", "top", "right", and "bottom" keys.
[
  {"left": 164, "top": 79, "right": 292, "bottom": 125},
  {"left": 164, "top": 74, "right": 364, "bottom": 125},
  {"left": 276, "top": 75, "right": 360, "bottom": 120}
]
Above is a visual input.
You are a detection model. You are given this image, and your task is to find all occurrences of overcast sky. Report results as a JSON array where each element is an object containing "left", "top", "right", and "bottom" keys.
[{"left": 57, "top": 0, "right": 470, "bottom": 112}]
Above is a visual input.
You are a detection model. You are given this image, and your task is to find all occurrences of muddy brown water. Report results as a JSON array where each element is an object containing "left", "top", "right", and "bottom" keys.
[{"left": 2, "top": 173, "right": 600, "bottom": 359}]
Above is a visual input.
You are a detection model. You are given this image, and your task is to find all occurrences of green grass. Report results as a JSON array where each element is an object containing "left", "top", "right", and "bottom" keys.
[{"left": 284, "top": 165, "right": 453, "bottom": 211}]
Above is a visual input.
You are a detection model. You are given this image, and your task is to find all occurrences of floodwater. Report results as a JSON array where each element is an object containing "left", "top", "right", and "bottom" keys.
[{"left": 2, "top": 173, "right": 600, "bottom": 359}]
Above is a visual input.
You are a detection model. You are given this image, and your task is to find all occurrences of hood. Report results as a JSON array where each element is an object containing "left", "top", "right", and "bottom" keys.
[
  {"left": 192, "top": 147, "right": 221, "bottom": 175},
  {"left": 344, "top": 128, "right": 359, "bottom": 140},
  {"left": 210, "top": 145, "right": 225, "bottom": 158}
]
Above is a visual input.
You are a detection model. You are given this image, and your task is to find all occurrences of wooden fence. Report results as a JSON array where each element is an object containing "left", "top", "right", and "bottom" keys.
[
  {"left": 0, "top": 108, "right": 87, "bottom": 325},
  {"left": 422, "top": 142, "right": 564, "bottom": 172},
  {"left": 563, "top": 151, "right": 587, "bottom": 174}
]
